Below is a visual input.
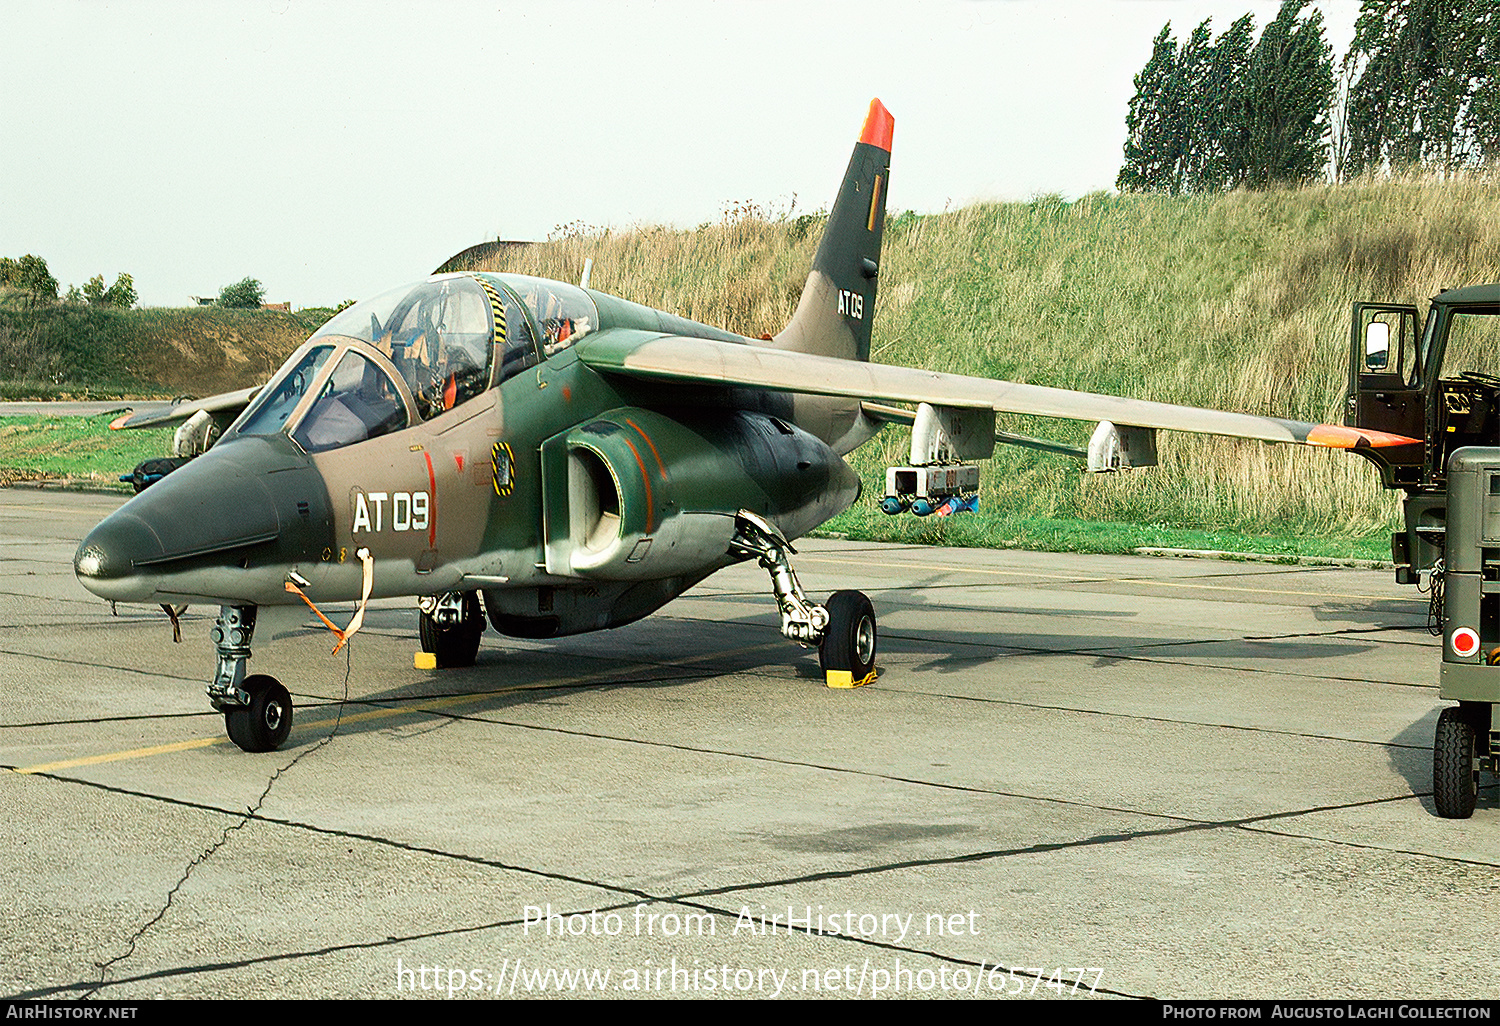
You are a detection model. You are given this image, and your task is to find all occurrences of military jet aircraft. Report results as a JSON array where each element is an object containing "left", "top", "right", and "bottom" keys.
[{"left": 74, "top": 99, "right": 1418, "bottom": 753}]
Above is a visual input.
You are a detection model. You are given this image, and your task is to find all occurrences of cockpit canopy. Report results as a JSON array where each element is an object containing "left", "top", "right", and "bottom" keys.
[
  {"left": 225, "top": 272, "right": 599, "bottom": 455},
  {"left": 314, "top": 274, "right": 496, "bottom": 417}
]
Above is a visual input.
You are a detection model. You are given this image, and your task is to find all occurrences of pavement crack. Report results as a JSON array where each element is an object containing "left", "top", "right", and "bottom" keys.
[
  {"left": 0, "top": 645, "right": 201, "bottom": 686},
  {"left": 19, "top": 790, "right": 1439, "bottom": 1000},
  {"left": 77, "top": 643, "right": 354, "bottom": 999}
]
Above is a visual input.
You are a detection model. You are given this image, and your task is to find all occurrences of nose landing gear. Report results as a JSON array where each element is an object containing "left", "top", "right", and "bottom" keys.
[{"left": 209, "top": 604, "right": 294, "bottom": 753}]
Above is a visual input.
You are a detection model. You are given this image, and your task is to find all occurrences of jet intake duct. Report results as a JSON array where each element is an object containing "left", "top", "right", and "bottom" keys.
[{"left": 540, "top": 408, "right": 859, "bottom": 579}]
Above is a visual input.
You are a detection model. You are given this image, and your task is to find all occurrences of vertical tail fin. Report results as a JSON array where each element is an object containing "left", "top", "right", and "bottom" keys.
[{"left": 774, "top": 98, "right": 892, "bottom": 363}]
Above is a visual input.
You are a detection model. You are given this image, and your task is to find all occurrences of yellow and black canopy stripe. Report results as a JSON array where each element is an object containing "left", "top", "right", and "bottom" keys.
[{"left": 469, "top": 273, "right": 508, "bottom": 347}]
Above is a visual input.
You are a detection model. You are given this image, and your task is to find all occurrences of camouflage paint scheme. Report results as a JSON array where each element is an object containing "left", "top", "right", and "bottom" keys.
[{"left": 76, "top": 99, "right": 1416, "bottom": 645}]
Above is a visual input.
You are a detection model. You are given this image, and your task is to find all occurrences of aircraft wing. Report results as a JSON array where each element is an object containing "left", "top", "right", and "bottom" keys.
[
  {"left": 861, "top": 401, "right": 1088, "bottom": 457},
  {"left": 580, "top": 333, "right": 1418, "bottom": 449},
  {"left": 108, "top": 385, "right": 261, "bottom": 431}
]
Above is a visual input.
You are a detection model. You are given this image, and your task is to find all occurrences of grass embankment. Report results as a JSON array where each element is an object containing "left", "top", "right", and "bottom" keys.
[
  {"left": 461, "top": 174, "right": 1500, "bottom": 554},
  {"left": 0, "top": 297, "right": 327, "bottom": 399},
  {"left": 0, "top": 301, "right": 323, "bottom": 492}
]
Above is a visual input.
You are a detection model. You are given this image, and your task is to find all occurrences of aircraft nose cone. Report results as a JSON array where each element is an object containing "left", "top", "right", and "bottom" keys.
[
  {"left": 75, "top": 514, "right": 161, "bottom": 584},
  {"left": 72, "top": 435, "right": 333, "bottom": 606}
]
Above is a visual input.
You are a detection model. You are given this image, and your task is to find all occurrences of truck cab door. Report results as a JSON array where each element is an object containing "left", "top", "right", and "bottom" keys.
[
  {"left": 1347, "top": 303, "right": 1425, "bottom": 485},
  {"left": 1348, "top": 303, "right": 1421, "bottom": 434}
]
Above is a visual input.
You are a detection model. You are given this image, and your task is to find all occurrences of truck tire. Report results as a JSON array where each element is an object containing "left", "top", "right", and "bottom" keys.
[{"left": 1434, "top": 706, "right": 1478, "bottom": 819}]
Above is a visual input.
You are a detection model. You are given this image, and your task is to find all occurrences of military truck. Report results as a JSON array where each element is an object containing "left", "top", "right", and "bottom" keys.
[
  {"left": 1345, "top": 284, "right": 1500, "bottom": 817},
  {"left": 1347, "top": 284, "right": 1500, "bottom": 582}
]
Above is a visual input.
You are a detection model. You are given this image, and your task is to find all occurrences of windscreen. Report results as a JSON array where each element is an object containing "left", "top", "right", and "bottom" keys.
[
  {"left": 235, "top": 345, "right": 336, "bottom": 437},
  {"left": 292, "top": 350, "right": 409, "bottom": 453},
  {"left": 313, "top": 275, "right": 495, "bottom": 418},
  {"left": 1439, "top": 309, "right": 1500, "bottom": 378}
]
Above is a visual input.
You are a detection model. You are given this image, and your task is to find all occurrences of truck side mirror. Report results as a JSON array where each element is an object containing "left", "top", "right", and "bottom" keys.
[{"left": 1364, "top": 321, "right": 1390, "bottom": 371}]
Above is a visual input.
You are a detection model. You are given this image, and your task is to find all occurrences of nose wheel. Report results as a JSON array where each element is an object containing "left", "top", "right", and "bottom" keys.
[{"left": 224, "top": 674, "right": 293, "bottom": 753}]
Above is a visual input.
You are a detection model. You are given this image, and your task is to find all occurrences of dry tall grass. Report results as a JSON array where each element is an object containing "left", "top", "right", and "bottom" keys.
[{"left": 460, "top": 173, "right": 1500, "bottom": 537}]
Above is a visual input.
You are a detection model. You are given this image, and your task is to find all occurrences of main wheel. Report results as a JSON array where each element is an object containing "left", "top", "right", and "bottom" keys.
[
  {"left": 224, "top": 674, "right": 293, "bottom": 753},
  {"left": 819, "top": 590, "right": 877, "bottom": 684},
  {"left": 419, "top": 591, "right": 484, "bottom": 668},
  {"left": 1434, "top": 705, "right": 1479, "bottom": 819}
]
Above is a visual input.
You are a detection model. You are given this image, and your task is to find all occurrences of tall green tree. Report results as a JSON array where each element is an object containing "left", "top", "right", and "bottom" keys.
[
  {"left": 1461, "top": 3, "right": 1500, "bottom": 161},
  {"left": 105, "top": 272, "right": 137, "bottom": 309},
  {"left": 1343, "top": 0, "right": 1500, "bottom": 175},
  {"left": 1118, "top": 25, "right": 1187, "bottom": 193},
  {"left": 12, "top": 254, "right": 58, "bottom": 305},
  {"left": 1189, "top": 15, "right": 1255, "bottom": 192},
  {"left": 82, "top": 275, "right": 108, "bottom": 305},
  {"left": 1240, "top": 0, "right": 1334, "bottom": 189},
  {"left": 1173, "top": 21, "right": 1216, "bottom": 193},
  {"left": 84, "top": 272, "right": 137, "bottom": 308}
]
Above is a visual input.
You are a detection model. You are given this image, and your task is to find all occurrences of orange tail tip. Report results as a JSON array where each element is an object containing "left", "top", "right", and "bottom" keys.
[
  {"left": 1306, "top": 424, "right": 1421, "bottom": 449},
  {"left": 108, "top": 412, "right": 132, "bottom": 430},
  {"left": 859, "top": 98, "right": 894, "bottom": 152}
]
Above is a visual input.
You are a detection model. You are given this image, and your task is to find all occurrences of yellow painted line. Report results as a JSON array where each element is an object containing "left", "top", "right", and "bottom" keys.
[
  {"left": 11, "top": 641, "right": 785, "bottom": 775},
  {"left": 798, "top": 555, "right": 1408, "bottom": 602},
  {"left": 15, "top": 736, "right": 226, "bottom": 774}
]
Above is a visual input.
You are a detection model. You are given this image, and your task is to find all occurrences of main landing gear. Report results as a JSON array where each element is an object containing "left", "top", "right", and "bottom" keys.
[
  {"left": 731, "top": 511, "right": 878, "bottom": 687},
  {"left": 417, "top": 590, "right": 485, "bottom": 668},
  {"left": 209, "top": 605, "right": 293, "bottom": 753}
]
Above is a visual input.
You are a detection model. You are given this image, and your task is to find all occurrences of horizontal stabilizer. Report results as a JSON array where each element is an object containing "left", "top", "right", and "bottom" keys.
[{"left": 109, "top": 386, "right": 261, "bottom": 431}]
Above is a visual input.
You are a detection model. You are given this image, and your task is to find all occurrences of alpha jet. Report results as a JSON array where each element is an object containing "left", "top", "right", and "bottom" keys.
[{"left": 75, "top": 100, "right": 1417, "bottom": 752}]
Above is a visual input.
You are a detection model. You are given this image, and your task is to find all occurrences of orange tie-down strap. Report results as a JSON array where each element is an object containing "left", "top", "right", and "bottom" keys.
[{"left": 284, "top": 547, "right": 374, "bottom": 654}]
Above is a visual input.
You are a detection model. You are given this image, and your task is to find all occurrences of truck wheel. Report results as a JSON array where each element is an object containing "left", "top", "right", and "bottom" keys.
[{"left": 1434, "top": 706, "right": 1478, "bottom": 819}]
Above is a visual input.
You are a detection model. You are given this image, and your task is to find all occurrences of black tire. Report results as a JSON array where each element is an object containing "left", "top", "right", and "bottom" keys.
[
  {"left": 224, "top": 674, "right": 293, "bottom": 753},
  {"left": 819, "top": 590, "right": 877, "bottom": 681},
  {"left": 1434, "top": 705, "right": 1478, "bottom": 819},
  {"left": 419, "top": 592, "right": 484, "bottom": 668}
]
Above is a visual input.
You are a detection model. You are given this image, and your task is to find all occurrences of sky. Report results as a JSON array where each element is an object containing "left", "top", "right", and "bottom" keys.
[{"left": 0, "top": 0, "right": 1361, "bottom": 309}]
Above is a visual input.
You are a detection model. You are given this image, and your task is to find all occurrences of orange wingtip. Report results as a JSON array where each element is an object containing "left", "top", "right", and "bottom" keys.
[
  {"left": 108, "top": 412, "right": 133, "bottom": 430},
  {"left": 860, "top": 98, "right": 894, "bottom": 151},
  {"left": 1306, "top": 425, "right": 1421, "bottom": 449}
]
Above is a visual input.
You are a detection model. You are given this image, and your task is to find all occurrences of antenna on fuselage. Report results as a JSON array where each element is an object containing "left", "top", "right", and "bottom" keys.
[{"left": 579, "top": 257, "right": 594, "bottom": 290}]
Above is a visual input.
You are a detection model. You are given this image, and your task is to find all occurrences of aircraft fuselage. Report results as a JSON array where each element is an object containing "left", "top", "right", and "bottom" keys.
[{"left": 75, "top": 282, "right": 867, "bottom": 638}]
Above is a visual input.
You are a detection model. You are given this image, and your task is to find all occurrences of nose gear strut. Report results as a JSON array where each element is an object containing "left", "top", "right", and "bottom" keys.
[{"left": 208, "top": 604, "right": 257, "bottom": 710}]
